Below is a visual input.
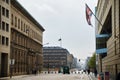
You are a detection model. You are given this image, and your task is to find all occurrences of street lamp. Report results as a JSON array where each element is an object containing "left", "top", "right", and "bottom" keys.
[
  {"left": 43, "top": 43, "right": 49, "bottom": 46},
  {"left": 9, "top": 59, "right": 15, "bottom": 78}
]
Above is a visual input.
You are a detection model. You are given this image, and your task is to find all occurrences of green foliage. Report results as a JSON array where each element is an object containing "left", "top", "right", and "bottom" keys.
[{"left": 88, "top": 53, "right": 96, "bottom": 69}]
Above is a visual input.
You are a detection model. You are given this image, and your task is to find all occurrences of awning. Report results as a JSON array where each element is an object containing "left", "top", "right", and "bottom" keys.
[
  {"left": 96, "top": 48, "right": 107, "bottom": 54},
  {"left": 96, "top": 34, "right": 110, "bottom": 38}
]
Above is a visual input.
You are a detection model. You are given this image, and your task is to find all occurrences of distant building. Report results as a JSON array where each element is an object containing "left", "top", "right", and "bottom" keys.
[
  {"left": 43, "top": 46, "right": 70, "bottom": 71},
  {"left": 0, "top": 0, "right": 44, "bottom": 77},
  {"left": 67, "top": 54, "right": 74, "bottom": 69},
  {"left": 72, "top": 57, "right": 77, "bottom": 68},
  {"left": 84, "top": 57, "right": 91, "bottom": 70},
  {"left": 96, "top": 0, "right": 120, "bottom": 79}
]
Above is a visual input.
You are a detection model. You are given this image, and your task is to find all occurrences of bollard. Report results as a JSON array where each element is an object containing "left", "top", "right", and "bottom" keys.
[{"left": 98, "top": 75, "right": 101, "bottom": 80}]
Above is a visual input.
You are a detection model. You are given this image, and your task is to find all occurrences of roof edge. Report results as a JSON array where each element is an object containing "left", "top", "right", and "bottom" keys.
[{"left": 11, "top": 0, "right": 45, "bottom": 31}]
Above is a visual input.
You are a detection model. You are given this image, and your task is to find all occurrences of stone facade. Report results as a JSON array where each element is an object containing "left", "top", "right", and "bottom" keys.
[
  {"left": 96, "top": 0, "right": 120, "bottom": 79},
  {"left": 0, "top": 0, "right": 44, "bottom": 77},
  {"left": 43, "top": 47, "right": 70, "bottom": 71}
]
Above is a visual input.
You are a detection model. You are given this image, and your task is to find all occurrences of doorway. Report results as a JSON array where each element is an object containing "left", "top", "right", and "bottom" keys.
[{"left": 1, "top": 53, "right": 8, "bottom": 77}]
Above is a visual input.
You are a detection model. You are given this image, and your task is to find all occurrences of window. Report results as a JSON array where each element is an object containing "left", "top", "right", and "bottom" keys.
[
  {"left": 6, "top": 0, "right": 9, "bottom": 4},
  {"left": 24, "top": 23, "right": 25, "bottom": 32},
  {"left": 2, "top": 36, "right": 5, "bottom": 45},
  {"left": 0, "top": 35, "right": 1, "bottom": 44},
  {"left": 18, "top": 19, "right": 20, "bottom": 29},
  {"left": 11, "top": 14, "right": 13, "bottom": 25},
  {"left": 15, "top": 16, "right": 17, "bottom": 27},
  {"left": 21, "top": 21, "right": 23, "bottom": 31},
  {"left": 6, "top": 37, "right": 9, "bottom": 46},
  {"left": 2, "top": 0, "right": 5, "bottom": 2},
  {"left": 25, "top": 25, "right": 28, "bottom": 33},
  {"left": 2, "top": 7, "right": 5, "bottom": 16},
  {"left": 6, "top": 9, "right": 9, "bottom": 18},
  {"left": 2, "top": 0, "right": 9, "bottom": 4},
  {"left": 2, "top": 21, "right": 5, "bottom": 30},
  {"left": 6, "top": 23, "right": 8, "bottom": 31}
]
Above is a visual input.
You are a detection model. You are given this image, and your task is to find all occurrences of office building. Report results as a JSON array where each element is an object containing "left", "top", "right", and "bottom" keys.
[
  {"left": 96, "top": 0, "right": 120, "bottom": 79},
  {"left": 43, "top": 46, "right": 70, "bottom": 71},
  {"left": 0, "top": 0, "right": 44, "bottom": 77}
]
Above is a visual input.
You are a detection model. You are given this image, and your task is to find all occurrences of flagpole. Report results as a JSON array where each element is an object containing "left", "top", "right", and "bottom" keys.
[
  {"left": 58, "top": 38, "right": 62, "bottom": 47},
  {"left": 60, "top": 40, "right": 62, "bottom": 47},
  {"left": 85, "top": 4, "right": 103, "bottom": 27},
  {"left": 86, "top": 3, "right": 110, "bottom": 34},
  {"left": 85, "top": 3, "right": 103, "bottom": 26}
]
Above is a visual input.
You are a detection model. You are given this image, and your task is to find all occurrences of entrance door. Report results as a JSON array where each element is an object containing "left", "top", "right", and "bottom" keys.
[{"left": 1, "top": 53, "right": 8, "bottom": 77}]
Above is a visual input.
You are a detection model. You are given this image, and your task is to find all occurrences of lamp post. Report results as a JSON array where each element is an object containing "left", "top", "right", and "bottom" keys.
[
  {"left": 43, "top": 43, "right": 49, "bottom": 46},
  {"left": 9, "top": 59, "right": 15, "bottom": 78}
]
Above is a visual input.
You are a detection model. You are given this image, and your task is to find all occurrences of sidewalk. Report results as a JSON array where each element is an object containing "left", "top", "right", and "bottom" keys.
[
  {"left": 89, "top": 74, "right": 97, "bottom": 80},
  {"left": 0, "top": 75, "right": 29, "bottom": 80},
  {"left": 87, "top": 73, "right": 97, "bottom": 80}
]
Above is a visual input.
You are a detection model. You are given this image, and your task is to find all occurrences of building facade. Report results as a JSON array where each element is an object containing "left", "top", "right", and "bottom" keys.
[
  {"left": 43, "top": 46, "right": 70, "bottom": 71},
  {"left": 67, "top": 54, "right": 77, "bottom": 69},
  {"left": 96, "top": 0, "right": 120, "bottom": 79},
  {"left": 0, "top": 0, "right": 44, "bottom": 77}
]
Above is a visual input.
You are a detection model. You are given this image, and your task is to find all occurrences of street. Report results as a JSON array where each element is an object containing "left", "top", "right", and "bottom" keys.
[{"left": 0, "top": 73, "right": 97, "bottom": 80}]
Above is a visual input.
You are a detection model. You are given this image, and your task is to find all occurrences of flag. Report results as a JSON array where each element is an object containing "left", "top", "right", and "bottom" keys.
[
  {"left": 58, "top": 38, "right": 61, "bottom": 41},
  {"left": 85, "top": 4, "right": 93, "bottom": 25}
]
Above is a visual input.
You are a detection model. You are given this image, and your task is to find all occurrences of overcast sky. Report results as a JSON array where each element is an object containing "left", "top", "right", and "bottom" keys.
[{"left": 18, "top": 0, "right": 98, "bottom": 59}]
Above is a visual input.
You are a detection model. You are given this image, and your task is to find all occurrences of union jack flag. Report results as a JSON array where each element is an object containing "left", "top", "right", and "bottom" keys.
[{"left": 85, "top": 4, "right": 93, "bottom": 25}]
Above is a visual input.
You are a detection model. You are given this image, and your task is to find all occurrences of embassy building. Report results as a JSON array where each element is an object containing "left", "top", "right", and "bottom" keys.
[
  {"left": 0, "top": 0, "right": 44, "bottom": 77},
  {"left": 96, "top": 0, "right": 120, "bottom": 79}
]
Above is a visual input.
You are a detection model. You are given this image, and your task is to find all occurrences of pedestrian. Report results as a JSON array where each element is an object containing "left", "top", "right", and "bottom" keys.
[
  {"left": 83, "top": 70, "right": 86, "bottom": 74},
  {"left": 87, "top": 69, "right": 90, "bottom": 75},
  {"left": 116, "top": 72, "right": 120, "bottom": 80},
  {"left": 94, "top": 68, "right": 97, "bottom": 77}
]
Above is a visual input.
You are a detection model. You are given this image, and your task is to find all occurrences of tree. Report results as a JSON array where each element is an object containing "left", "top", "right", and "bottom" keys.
[{"left": 88, "top": 53, "right": 96, "bottom": 69}]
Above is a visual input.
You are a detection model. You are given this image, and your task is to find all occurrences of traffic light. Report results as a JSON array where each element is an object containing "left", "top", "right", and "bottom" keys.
[{"left": 79, "top": 59, "right": 80, "bottom": 62}]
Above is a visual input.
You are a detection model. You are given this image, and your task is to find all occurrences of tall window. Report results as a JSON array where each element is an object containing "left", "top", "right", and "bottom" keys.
[
  {"left": 0, "top": 35, "right": 1, "bottom": 45},
  {"left": 6, "top": 37, "right": 9, "bottom": 46},
  {"left": 18, "top": 19, "right": 20, "bottom": 29},
  {"left": 2, "top": 36, "right": 5, "bottom": 45},
  {"left": 15, "top": 16, "right": 17, "bottom": 27},
  {"left": 6, "top": 23, "right": 9, "bottom": 32},
  {"left": 2, "top": 7, "right": 5, "bottom": 16},
  {"left": 2, "top": 21, "right": 5, "bottom": 30},
  {"left": 11, "top": 14, "right": 13, "bottom": 25},
  {"left": 24, "top": 23, "right": 25, "bottom": 32},
  {"left": 0, "top": 6, "right": 1, "bottom": 29},
  {"left": 21, "top": 21, "right": 23, "bottom": 31},
  {"left": 2, "top": 0, "right": 5, "bottom": 2},
  {"left": 6, "top": 9, "right": 9, "bottom": 18},
  {"left": 6, "top": 0, "right": 9, "bottom": 4}
]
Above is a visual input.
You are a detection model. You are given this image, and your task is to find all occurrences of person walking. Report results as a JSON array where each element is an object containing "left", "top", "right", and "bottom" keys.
[
  {"left": 116, "top": 72, "right": 120, "bottom": 80},
  {"left": 87, "top": 69, "right": 90, "bottom": 75},
  {"left": 94, "top": 68, "right": 97, "bottom": 77}
]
